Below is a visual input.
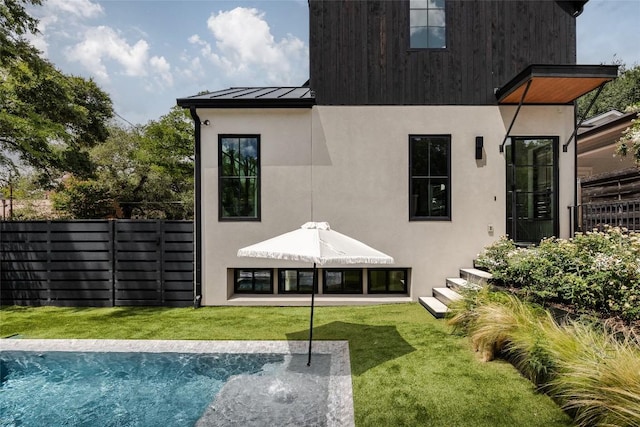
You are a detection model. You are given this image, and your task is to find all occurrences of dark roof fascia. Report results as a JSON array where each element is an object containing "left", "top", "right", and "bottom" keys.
[
  {"left": 495, "top": 64, "right": 619, "bottom": 105},
  {"left": 177, "top": 98, "right": 315, "bottom": 109}
]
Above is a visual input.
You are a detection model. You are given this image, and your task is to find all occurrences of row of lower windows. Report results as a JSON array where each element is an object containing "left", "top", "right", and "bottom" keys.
[{"left": 234, "top": 268, "right": 408, "bottom": 295}]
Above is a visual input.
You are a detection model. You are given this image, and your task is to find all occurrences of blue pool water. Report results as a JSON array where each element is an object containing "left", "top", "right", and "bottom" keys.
[{"left": 0, "top": 351, "right": 284, "bottom": 427}]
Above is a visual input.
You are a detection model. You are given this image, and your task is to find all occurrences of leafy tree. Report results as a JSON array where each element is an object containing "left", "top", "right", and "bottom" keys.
[
  {"left": 613, "top": 103, "right": 640, "bottom": 161},
  {"left": 577, "top": 63, "right": 640, "bottom": 119},
  {"left": 0, "top": 0, "right": 113, "bottom": 183},
  {"left": 0, "top": 0, "right": 41, "bottom": 67},
  {"left": 54, "top": 108, "right": 194, "bottom": 219},
  {"left": 51, "top": 176, "right": 116, "bottom": 219}
]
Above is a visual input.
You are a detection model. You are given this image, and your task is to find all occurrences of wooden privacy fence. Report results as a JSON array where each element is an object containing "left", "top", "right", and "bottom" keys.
[
  {"left": 0, "top": 220, "right": 194, "bottom": 307},
  {"left": 581, "top": 199, "right": 640, "bottom": 232}
]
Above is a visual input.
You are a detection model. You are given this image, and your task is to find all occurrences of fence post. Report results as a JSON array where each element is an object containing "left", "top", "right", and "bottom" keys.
[
  {"left": 159, "top": 220, "right": 165, "bottom": 305},
  {"left": 109, "top": 219, "right": 115, "bottom": 307},
  {"left": 46, "top": 221, "right": 52, "bottom": 305}
]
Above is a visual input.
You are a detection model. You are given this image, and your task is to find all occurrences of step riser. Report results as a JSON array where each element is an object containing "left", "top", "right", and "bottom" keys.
[
  {"left": 459, "top": 268, "right": 492, "bottom": 286},
  {"left": 419, "top": 297, "right": 448, "bottom": 319},
  {"left": 433, "top": 288, "right": 462, "bottom": 306}
]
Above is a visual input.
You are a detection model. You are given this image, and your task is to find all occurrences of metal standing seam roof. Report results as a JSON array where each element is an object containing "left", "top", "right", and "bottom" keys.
[{"left": 176, "top": 87, "right": 315, "bottom": 108}]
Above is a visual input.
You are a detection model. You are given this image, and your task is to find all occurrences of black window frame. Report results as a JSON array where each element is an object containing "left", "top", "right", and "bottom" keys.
[
  {"left": 234, "top": 269, "right": 273, "bottom": 294},
  {"left": 409, "top": 134, "right": 452, "bottom": 221},
  {"left": 322, "top": 269, "right": 363, "bottom": 294},
  {"left": 408, "top": 0, "right": 447, "bottom": 50},
  {"left": 278, "top": 268, "right": 316, "bottom": 294},
  {"left": 367, "top": 269, "right": 409, "bottom": 294},
  {"left": 218, "top": 134, "right": 261, "bottom": 221}
]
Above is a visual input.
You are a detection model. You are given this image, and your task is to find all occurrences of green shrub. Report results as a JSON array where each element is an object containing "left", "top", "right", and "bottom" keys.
[{"left": 476, "top": 227, "right": 640, "bottom": 322}]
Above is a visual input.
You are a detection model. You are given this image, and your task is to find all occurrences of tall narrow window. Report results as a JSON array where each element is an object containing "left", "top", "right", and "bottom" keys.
[
  {"left": 410, "top": 135, "right": 451, "bottom": 220},
  {"left": 219, "top": 135, "right": 260, "bottom": 220},
  {"left": 410, "top": 0, "right": 446, "bottom": 49}
]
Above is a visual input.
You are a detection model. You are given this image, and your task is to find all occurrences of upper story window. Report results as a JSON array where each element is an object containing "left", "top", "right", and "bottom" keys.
[
  {"left": 410, "top": 135, "right": 451, "bottom": 220},
  {"left": 219, "top": 135, "right": 260, "bottom": 221},
  {"left": 409, "top": 0, "right": 446, "bottom": 49}
]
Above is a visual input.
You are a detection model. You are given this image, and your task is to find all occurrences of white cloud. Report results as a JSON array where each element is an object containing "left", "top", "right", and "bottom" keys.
[
  {"left": 66, "top": 26, "right": 151, "bottom": 81},
  {"left": 150, "top": 56, "right": 173, "bottom": 86},
  {"left": 47, "top": 0, "right": 104, "bottom": 19},
  {"left": 191, "top": 7, "right": 307, "bottom": 85}
]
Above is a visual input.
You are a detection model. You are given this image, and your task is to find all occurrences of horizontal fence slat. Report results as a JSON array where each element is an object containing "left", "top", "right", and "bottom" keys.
[
  {"left": 164, "top": 252, "right": 195, "bottom": 262},
  {"left": 48, "top": 271, "right": 112, "bottom": 280},
  {"left": 115, "top": 243, "right": 157, "bottom": 252},
  {"left": 116, "top": 282, "right": 160, "bottom": 291},
  {"left": 115, "top": 252, "right": 159, "bottom": 261},
  {"left": 163, "top": 291, "right": 195, "bottom": 301},
  {"left": 49, "top": 252, "right": 110, "bottom": 261},
  {"left": 165, "top": 272, "right": 194, "bottom": 281},
  {"left": 50, "top": 232, "right": 110, "bottom": 242},
  {"left": 116, "top": 271, "right": 159, "bottom": 281},
  {"left": 49, "top": 290, "right": 112, "bottom": 300}
]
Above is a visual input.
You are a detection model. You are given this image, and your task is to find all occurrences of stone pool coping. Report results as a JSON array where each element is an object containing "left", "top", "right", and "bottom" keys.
[{"left": 0, "top": 339, "right": 354, "bottom": 427}]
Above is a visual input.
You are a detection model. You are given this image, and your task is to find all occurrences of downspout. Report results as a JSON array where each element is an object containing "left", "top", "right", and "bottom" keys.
[{"left": 189, "top": 106, "right": 202, "bottom": 308}]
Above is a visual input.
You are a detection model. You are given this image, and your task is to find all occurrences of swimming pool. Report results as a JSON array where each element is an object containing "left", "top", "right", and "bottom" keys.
[{"left": 0, "top": 340, "right": 354, "bottom": 427}]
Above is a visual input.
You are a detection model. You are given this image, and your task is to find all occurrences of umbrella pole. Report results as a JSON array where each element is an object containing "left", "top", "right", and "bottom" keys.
[{"left": 307, "top": 263, "right": 317, "bottom": 366}]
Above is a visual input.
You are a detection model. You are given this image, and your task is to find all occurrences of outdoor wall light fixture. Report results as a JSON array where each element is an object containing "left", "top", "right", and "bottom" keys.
[
  {"left": 202, "top": 119, "right": 210, "bottom": 126},
  {"left": 475, "top": 136, "right": 484, "bottom": 160}
]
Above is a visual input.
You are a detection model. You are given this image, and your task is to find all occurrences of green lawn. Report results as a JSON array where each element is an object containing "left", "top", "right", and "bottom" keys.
[{"left": 0, "top": 303, "right": 572, "bottom": 427}]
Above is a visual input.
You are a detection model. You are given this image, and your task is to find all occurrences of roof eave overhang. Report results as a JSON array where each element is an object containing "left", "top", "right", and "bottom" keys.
[
  {"left": 496, "top": 64, "right": 619, "bottom": 105},
  {"left": 176, "top": 98, "right": 316, "bottom": 109}
]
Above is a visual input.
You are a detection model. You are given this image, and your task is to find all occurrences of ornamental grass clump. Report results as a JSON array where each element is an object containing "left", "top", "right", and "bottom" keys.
[
  {"left": 449, "top": 290, "right": 557, "bottom": 384},
  {"left": 548, "top": 321, "right": 640, "bottom": 427},
  {"left": 449, "top": 290, "right": 640, "bottom": 427}
]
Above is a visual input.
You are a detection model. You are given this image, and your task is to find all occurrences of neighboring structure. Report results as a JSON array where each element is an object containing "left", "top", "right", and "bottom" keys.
[
  {"left": 577, "top": 110, "right": 638, "bottom": 179},
  {"left": 178, "top": 0, "right": 617, "bottom": 306},
  {"left": 577, "top": 110, "right": 640, "bottom": 230}
]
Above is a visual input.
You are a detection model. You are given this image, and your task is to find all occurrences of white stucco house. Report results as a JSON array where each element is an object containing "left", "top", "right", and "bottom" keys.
[{"left": 177, "top": 0, "right": 617, "bottom": 307}]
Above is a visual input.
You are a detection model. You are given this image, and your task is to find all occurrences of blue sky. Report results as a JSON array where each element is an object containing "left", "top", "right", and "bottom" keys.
[{"left": 27, "top": 0, "right": 640, "bottom": 126}]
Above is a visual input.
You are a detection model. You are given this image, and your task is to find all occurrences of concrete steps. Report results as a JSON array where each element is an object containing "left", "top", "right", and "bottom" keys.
[{"left": 420, "top": 267, "right": 492, "bottom": 318}]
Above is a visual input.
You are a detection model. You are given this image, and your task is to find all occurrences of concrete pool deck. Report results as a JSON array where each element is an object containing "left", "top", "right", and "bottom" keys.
[{"left": 0, "top": 339, "right": 354, "bottom": 427}]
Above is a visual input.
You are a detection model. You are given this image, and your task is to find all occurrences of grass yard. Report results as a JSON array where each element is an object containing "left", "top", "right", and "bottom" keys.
[{"left": 0, "top": 303, "right": 572, "bottom": 427}]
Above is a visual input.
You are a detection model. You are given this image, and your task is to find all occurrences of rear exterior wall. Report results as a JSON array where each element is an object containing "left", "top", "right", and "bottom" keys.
[{"left": 197, "top": 105, "right": 575, "bottom": 306}]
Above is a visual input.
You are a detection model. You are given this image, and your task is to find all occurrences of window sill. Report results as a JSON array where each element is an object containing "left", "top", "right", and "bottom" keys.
[{"left": 226, "top": 294, "right": 412, "bottom": 306}]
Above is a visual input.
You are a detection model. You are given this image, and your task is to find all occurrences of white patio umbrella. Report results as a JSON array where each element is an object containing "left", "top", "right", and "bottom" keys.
[{"left": 237, "top": 221, "right": 394, "bottom": 365}]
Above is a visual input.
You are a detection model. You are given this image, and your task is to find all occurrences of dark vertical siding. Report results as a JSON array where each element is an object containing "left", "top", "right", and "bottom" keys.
[{"left": 309, "top": 0, "right": 578, "bottom": 105}]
